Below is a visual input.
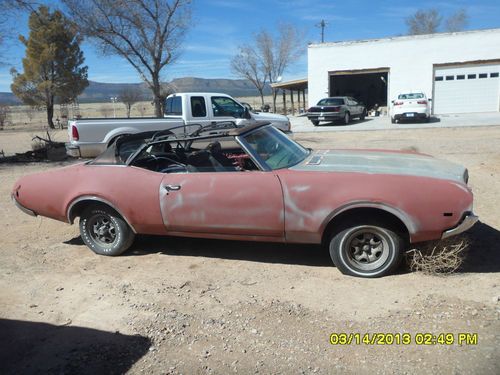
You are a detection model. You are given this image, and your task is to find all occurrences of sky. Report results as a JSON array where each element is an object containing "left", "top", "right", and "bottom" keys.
[{"left": 1, "top": 0, "right": 500, "bottom": 92}]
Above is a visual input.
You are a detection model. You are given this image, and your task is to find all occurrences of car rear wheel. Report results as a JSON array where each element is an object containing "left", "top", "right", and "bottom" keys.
[
  {"left": 329, "top": 221, "right": 404, "bottom": 278},
  {"left": 311, "top": 120, "right": 319, "bottom": 126},
  {"left": 79, "top": 205, "right": 135, "bottom": 256},
  {"left": 343, "top": 112, "right": 350, "bottom": 125},
  {"left": 359, "top": 109, "right": 366, "bottom": 121}
]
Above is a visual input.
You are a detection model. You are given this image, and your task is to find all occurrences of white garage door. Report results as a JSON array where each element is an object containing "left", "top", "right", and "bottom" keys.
[{"left": 433, "top": 64, "right": 500, "bottom": 114}]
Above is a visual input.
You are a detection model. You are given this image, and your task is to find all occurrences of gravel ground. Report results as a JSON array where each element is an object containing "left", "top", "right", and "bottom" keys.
[{"left": 0, "top": 124, "right": 499, "bottom": 374}]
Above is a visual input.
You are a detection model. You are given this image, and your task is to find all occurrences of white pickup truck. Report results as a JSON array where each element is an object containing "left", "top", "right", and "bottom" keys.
[{"left": 66, "top": 92, "right": 291, "bottom": 158}]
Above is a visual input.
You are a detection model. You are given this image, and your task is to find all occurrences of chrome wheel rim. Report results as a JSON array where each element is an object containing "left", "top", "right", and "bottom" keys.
[
  {"left": 88, "top": 214, "right": 117, "bottom": 245},
  {"left": 344, "top": 228, "right": 389, "bottom": 271}
]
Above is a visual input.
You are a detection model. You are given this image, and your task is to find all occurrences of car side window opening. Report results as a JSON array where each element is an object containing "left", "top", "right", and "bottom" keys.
[
  {"left": 129, "top": 137, "right": 259, "bottom": 174},
  {"left": 191, "top": 97, "right": 207, "bottom": 117},
  {"left": 164, "top": 96, "right": 183, "bottom": 116},
  {"left": 211, "top": 97, "right": 245, "bottom": 118}
]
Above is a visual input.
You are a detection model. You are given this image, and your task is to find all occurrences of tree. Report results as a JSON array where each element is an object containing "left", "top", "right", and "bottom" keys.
[
  {"left": 405, "top": 9, "right": 442, "bottom": 35},
  {"left": 231, "top": 46, "right": 267, "bottom": 107},
  {"left": 11, "top": 6, "right": 88, "bottom": 128},
  {"left": 231, "top": 24, "right": 303, "bottom": 113},
  {"left": 445, "top": 9, "right": 468, "bottom": 32},
  {"left": 0, "top": 104, "right": 10, "bottom": 130},
  {"left": 118, "top": 86, "right": 142, "bottom": 117},
  {"left": 406, "top": 8, "right": 469, "bottom": 35},
  {"left": 63, "top": 0, "right": 191, "bottom": 118},
  {"left": 258, "top": 24, "right": 303, "bottom": 112}
]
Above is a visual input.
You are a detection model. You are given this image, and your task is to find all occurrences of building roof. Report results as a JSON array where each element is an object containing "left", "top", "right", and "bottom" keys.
[
  {"left": 270, "top": 78, "right": 308, "bottom": 91},
  {"left": 308, "top": 28, "right": 500, "bottom": 49}
]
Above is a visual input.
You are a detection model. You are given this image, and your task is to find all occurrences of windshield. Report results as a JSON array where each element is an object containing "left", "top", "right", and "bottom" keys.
[
  {"left": 398, "top": 93, "right": 424, "bottom": 99},
  {"left": 317, "top": 98, "right": 344, "bottom": 106},
  {"left": 242, "top": 126, "right": 310, "bottom": 170}
]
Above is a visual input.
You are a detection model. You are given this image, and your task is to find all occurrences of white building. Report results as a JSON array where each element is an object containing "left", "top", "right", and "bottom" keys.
[{"left": 307, "top": 28, "right": 500, "bottom": 115}]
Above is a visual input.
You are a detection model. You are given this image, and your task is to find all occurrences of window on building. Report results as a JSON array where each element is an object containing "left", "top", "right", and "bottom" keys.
[
  {"left": 478, "top": 73, "right": 488, "bottom": 79},
  {"left": 445, "top": 75, "right": 454, "bottom": 81},
  {"left": 489, "top": 72, "right": 499, "bottom": 78},
  {"left": 435, "top": 76, "right": 443, "bottom": 81},
  {"left": 467, "top": 74, "right": 477, "bottom": 79},
  {"left": 457, "top": 75, "right": 465, "bottom": 80}
]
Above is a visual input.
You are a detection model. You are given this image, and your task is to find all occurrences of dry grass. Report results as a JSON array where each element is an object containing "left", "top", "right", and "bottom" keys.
[{"left": 406, "top": 237, "right": 469, "bottom": 275}]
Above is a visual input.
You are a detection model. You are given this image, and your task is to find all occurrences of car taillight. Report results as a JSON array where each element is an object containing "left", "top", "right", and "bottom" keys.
[
  {"left": 71, "top": 125, "right": 79, "bottom": 141},
  {"left": 332, "top": 106, "right": 340, "bottom": 112},
  {"left": 417, "top": 100, "right": 427, "bottom": 105},
  {"left": 394, "top": 101, "right": 404, "bottom": 106}
]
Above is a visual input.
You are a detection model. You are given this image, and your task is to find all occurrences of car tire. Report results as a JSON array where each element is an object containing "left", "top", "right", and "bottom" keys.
[
  {"left": 359, "top": 110, "right": 366, "bottom": 121},
  {"left": 425, "top": 116, "right": 430, "bottom": 123},
  {"left": 328, "top": 220, "right": 404, "bottom": 278},
  {"left": 343, "top": 112, "right": 350, "bottom": 125},
  {"left": 391, "top": 117, "right": 397, "bottom": 124},
  {"left": 311, "top": 120, "right": 319, "bottom": 126},
  {"left": 79, "top": 205, "right": 135, "bottom": 256}
]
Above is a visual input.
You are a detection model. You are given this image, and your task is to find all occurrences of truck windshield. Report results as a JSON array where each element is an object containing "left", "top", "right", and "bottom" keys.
[{"left": 242, "top": 126, "right": 310, "bottom": 170}]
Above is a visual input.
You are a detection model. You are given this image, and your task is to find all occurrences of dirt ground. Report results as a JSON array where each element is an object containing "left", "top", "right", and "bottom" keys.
[{"left": 0, "top": 125, "right": 499, "bottom": 374}]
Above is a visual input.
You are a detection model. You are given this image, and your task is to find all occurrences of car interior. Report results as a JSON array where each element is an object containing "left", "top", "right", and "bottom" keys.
[{"left": 129, "top": 137, "right": 259, "bottom": 173}]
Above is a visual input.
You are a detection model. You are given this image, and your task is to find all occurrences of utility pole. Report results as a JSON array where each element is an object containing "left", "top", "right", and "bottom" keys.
[{"left": 316, "top": 19, "right": 327, "bottom": 43}]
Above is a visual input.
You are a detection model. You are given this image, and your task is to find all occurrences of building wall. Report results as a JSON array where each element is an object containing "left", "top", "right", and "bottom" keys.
[{"left": 307, "top": 29, "right": 500, "bottom": 106}]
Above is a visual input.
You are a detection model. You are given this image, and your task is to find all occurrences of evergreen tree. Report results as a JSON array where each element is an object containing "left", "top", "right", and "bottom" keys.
[{"left": 11, "top": 6, "right": 88, "bottom": 128}]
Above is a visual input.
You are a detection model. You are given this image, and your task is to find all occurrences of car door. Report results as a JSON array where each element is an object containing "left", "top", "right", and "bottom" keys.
[
  {"left": 209, "top": 96, "right": 251, "bottom": 127},
  {"left": 159, "top": 171, "right": 285, "bottom": 238}
]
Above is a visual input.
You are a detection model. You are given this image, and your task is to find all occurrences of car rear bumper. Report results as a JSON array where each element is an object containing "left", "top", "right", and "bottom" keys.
[
  {"left": 65, "top": 143, "right": 81, "bottom": 158},
  {"left": 441, "top": 212, "right": 479, "bottom": 239},
  {"left": 11, "top": 194, "right": 37, "bottom": 217},
  {"left": 393, "top": 112, "right": 429, "bottom": 120},
  {"left": 307, "top": 112, "right": 342, "bottom": 121}
]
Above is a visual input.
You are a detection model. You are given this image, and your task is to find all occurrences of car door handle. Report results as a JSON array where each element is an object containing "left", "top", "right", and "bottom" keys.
[{"left": 164, "top": 184, "right": 181, "bottom": 191}]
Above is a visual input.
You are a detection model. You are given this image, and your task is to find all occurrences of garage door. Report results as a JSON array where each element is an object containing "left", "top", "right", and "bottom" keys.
[{"left": 433, "top": 64, "right": 500, "bottom": 114}]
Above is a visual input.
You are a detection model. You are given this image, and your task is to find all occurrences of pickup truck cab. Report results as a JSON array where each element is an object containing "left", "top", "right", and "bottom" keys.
[
  {"left": 66, "top": 92, "right": 291, "bottom": 158},
  {"left": 165, "top": 92, "right": 291, "bottom": 130}
]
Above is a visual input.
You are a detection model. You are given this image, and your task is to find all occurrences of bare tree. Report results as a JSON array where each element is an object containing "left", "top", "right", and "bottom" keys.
[
  {"left": 406, "top": 9, "right": 442, "bottom": 35},
  {"left": 231, "top": 46, "right": 267, "bottom": 107},
  {"left": 256, "top": 24, "right": 303, "bottom": 112},
  {"left": 62, "top": 0, "right": 191, "bottom": 118},
  {"left": 0, "top": 104, "right": 10, "bottom": 130},
  {"left": 445, "top": 9, "right": 468, "bottom": 32},
  {"left": 118, "top": 87, "right": 142, "bottom": 117},
  {"left": 406, "top": 8, "right": 469, "bottom": 35}
]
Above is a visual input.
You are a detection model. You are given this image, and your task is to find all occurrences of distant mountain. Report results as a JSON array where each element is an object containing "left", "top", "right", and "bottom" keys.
[{"left": 0, "top": 77, "right": 272, "bottom": 105}]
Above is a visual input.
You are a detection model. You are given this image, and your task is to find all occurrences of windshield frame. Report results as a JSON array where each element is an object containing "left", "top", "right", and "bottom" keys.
[{"left": 236, "top": 125, "right": 310, "bottom": 171}]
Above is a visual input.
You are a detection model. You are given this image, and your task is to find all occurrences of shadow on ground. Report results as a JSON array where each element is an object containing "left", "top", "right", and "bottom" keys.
[
  {"left": 459, "top": 221, "right": 500, "bottom": 273},
  {"left": 0, "top": 319, "right": 150, "bottom": 375},
  {"left": 127, "top": 235, "right": 332, "bottom": 267}
]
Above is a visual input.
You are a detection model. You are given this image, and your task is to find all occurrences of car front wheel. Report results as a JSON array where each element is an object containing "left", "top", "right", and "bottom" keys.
[
  {"left": 311, "top": 120, "right": 319, "bottom": 126},
  {"left": 79, "top": 205, "right": 135, "bottom": 256},
  {"left": 329, "top": 222, "right": 404, "bottom": 278}
]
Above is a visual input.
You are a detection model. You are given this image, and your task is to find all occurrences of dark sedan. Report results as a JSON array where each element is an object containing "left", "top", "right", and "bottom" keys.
[{"left": 307, "top": 96, "right": 367, "bottom": 126}]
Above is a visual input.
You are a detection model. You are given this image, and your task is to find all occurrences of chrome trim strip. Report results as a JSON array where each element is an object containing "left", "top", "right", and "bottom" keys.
[
  {"left": 66, "top": 196, "right": 137, "bottom": 233},
  {"left": 442, "top": 213, "right": 479, "bottom": 239},
  {"left": 11, "top": 194, "right": 37, "bottom": 217}
]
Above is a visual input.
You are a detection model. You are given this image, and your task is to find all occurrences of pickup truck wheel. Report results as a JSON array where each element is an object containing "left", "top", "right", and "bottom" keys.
[
  {"left": 329, "top": 222, "right": 403, "bottom": 278},
  {"left": 311, "top": 120, "right": 319, "bottom": 126},
  {"left": 79, "top": 205, "right": 135, "bottom": 256}
]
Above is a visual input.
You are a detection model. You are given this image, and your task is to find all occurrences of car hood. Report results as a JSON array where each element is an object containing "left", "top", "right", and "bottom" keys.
[{"left": 291, "top": 149, "right": 468, "bottom": 184}]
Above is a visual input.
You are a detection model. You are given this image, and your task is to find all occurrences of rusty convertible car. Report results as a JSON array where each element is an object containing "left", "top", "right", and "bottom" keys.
[{"left": 12, "top": 123, "right": 478, "bottom": 278}]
